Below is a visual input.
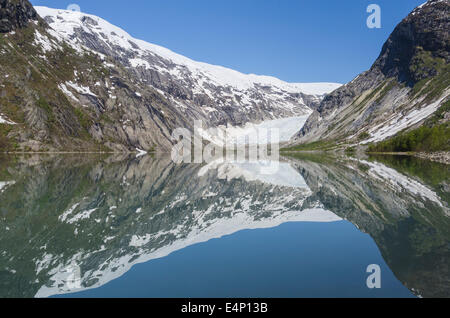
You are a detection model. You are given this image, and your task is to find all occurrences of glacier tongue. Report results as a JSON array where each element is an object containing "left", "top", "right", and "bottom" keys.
[{"left": 197, "top": 115, "right": 311, "bottom": 146}]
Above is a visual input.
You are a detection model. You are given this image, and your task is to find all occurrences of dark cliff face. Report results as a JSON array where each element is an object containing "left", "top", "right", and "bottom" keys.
[
  {"left": 0, "top": 0, "right": 38, "bottom": 33},
  {"left": 373, "top": 0, "right": 450, "bottom": 84}
]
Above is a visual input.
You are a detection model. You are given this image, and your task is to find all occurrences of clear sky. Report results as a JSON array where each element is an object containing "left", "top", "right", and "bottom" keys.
[{"left": 30, "top": 0, "right": 425, "bottom": 84}]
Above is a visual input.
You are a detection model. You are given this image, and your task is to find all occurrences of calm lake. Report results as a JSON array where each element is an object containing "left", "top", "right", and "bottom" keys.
[{"left": 0, "top": 153, "right": 448, "bottom": 298}]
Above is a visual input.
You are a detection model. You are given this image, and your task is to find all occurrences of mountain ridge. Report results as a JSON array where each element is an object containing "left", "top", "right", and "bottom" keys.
[
  {"left": 35, "top": 6, "right": 340, "bottom": 96},
  {"left": 290, "top": 0, "right": 449, "bottom": 151},
  {"left": 35, "top": 6, "right": 340, "bottom": 130}
]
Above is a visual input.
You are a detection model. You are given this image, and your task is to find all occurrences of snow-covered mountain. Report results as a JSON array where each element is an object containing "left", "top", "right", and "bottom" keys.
[
  {"left": 1, "top": 1, "right": 340, "bottom": 152},
  {"left": 35, "top": 6, "right": 340, "bottom": 127}
]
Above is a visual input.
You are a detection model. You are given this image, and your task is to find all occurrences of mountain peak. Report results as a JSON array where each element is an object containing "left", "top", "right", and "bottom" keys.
[
  {"left": 373, "top": 0, "right": 449, "bottom": 84},
  {"left": 0, "top": 0, "right": 38, "bottom": 33},
  {"left": 293, "top": 0, "right": 449, "bottom": 146}
]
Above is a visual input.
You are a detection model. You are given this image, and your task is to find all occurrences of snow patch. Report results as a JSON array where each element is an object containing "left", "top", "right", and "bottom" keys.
[
  {"left": 65, "top": 81, "right": 97, "bottom": 97},
  {"left": 361, "top": 93, "right": 449, "bottom": 144},
  {"left": 0, "top": 114, "right": 15, "bottom": 125},
  {"left": 136, "top": 148, "right": 147, "bottom": 158},
  {"left": 129, "top": 58, "right": 151, "bottom": 69},
  {"left": 65, "top": 208, "right": 98, "bottom": 224},
  {"left": 0, "top": 181, "right": 15, "bottom": 193},
  {"left": 59, "top": 203, "right": 80, "bottom": 222},
  {"left": 58, "top": 83, "right": 79, "bottom": 102},
  {"left": 34, "top": 30, "right": 57, "bottom": 53}
]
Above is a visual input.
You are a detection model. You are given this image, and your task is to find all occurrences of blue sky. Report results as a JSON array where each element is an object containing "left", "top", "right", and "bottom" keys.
[{"left": 30, "top": 0, "right": 425, "bottom": 84}]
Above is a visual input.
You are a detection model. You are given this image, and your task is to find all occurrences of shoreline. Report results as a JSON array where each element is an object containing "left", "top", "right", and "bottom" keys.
[
  {"left": 365, "top": 151, "right": 450, "bottom": 165},
  {"left": 413, "top": 152, "right": 450, "bottom": 165},
  {"left": 2, "top": 150, "right": 449, "bottom": 164},
  {"left": 282, "top": 150, "right": 450, "bottom": 165},
  {"left": 0, "top": 151, "right": 157, "bottom": 154}
]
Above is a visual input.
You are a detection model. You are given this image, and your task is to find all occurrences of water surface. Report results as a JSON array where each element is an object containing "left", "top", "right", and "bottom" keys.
[{"left": 0, "top": 154, "right": 448, "bottom": 298}]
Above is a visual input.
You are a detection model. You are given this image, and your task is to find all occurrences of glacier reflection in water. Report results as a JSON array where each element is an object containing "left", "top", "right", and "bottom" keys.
[{"left": 0, "top": 154, "right": 448, "bottom": 298}]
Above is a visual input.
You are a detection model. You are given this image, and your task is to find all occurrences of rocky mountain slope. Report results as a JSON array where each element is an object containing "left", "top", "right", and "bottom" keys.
[
  {"left": 1, "top": 1, "right": 184, "bottom": 152},
  {"left": 0, "top": 0, "right": 37, "bottom": 32},
  {"left": 0, "top": 0, "right": 340, "bottom": 153},
  {"left": 291, "top": 0, "right": 449, "bottom": 149}
]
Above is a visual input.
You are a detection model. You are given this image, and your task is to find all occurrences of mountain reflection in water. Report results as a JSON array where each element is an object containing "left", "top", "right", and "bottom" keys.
[{"left": 0, "top": 154, "right": 448, "bottom": 298}]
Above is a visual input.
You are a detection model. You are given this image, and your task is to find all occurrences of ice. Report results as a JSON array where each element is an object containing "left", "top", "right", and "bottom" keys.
[{"left": 198, "top": 115, "right": 311, "bottom": 146}]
